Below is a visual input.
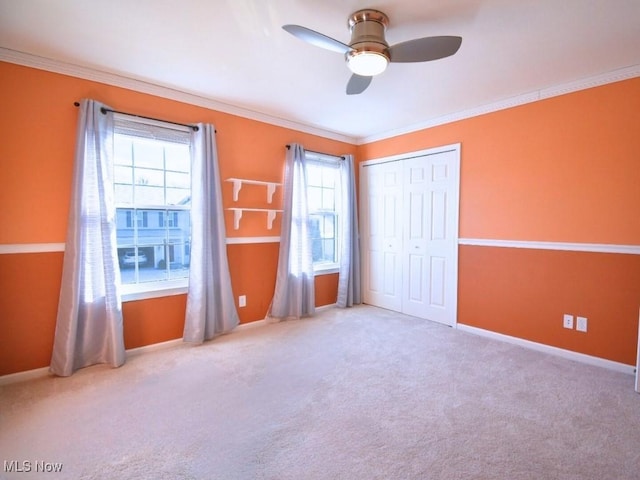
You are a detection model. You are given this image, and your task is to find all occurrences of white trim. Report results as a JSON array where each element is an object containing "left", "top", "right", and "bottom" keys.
[
  {"left": 0, "top": 339, "right": 187, "bottom": 386},
  {"left": 358, "top": 64, "right": 640, "bottom": 144},
  {"left": 236, "top": 318, "right": 268, "bottom": 330},
  {"left": 225, "top": 236, "right": 280, "bottom": 245},
  {"left": 458, "top": 238, "right": 640, "bottom": 255},
  {"left": 3, "top": 239, "right": 638, "bottom": 256},
  {"left": 0, "top": 238, "right": 283, "bottom": 253},
  {"left": 0, "top": 243, "right": 65, "bottom": 254},
  {"left": 316, "top": 303, "right": 337, "bottom": 312},
  {"left": 0, "top": 47, "right": 354, "bottom": 144},
  {"left": 314, "top": 266, "right": 340, "bottom": 276},
  {"left": 0, "top": 313, "right": 341, "bottom": 385},
  {"left": 125, "top": 338, "right": 183, "bottom": 357},
  {"left": 457, "top": 323, "right": 635, "bottom": 375},
  {"left": 121, "top": 285, "right": 188, "bottom": 302},
  {"left": 360, "top": 143, "right": 461, "bottom": 167},
  {"left": 3, "top": 48, "right": 638, "bottom": 146},
  {"left": 0, "top": 366, "right": 51, "bottom": 386}
]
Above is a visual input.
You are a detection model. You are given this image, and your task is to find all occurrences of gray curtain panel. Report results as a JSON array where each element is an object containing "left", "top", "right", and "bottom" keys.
[
  {"left": 50, "top": 99, "right": 125, "bottom": 377},
  {"left": 267, "top": 143, "right": 315, "bottom": 320},
  {"left": 337, "top": 154, "right": 362, "bottom": 307},
  {"left": 183, "top": 124, "right": 239, "bottom": 342}
]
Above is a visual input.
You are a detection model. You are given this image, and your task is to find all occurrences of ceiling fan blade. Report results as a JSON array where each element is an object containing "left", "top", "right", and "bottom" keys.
[
  {"left": 388, "top": 36, "right": 462, "bottom": 63},
  {"left": 282, "top": 24, "right": 352, "bottom": 54},
  {"left": 346, "top": 74, "right": 373, "bottom": 95}
]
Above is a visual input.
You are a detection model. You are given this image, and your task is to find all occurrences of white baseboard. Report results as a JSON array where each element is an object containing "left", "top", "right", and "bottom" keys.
[
  {"left": 0, "top": 366, "right": 52, "bottom": 386},
  {"left": 317, "top": 303, "right": 337, "bottom": 312},
  {"left": 0, "top": 316, "right": 302, "bottom": 386},
  {"left": 1, "top": 314, "right": 332, "bottom": 384},
  {"left": 457, "top": 323, "right": 635, "bottom": 375},
  {"left": 0, "top": 339, "right": 184, "bottom": 386},
  {"left": 125, "top": 338, "right": 183, "bottom": 357}
]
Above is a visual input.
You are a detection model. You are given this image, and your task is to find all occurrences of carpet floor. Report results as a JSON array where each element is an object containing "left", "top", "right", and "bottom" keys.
[{"left": 1, "top": 305, "right": 639, "bottom": 479}]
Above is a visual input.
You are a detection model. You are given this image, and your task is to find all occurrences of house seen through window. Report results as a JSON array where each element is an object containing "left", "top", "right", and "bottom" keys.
[{"left": 113, "top": 117, "right": 191, "bottom": 291}]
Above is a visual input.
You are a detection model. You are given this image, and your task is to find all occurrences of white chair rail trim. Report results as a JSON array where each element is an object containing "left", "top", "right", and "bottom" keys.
[
  {"left": 458, "top": 238, "right": 640, "bottom": 255},
  {"left": 4, "top": 239, "right": 639, "bottom": 255},
  {"left": 0, "top": 238, "right": 283, "bottom": 254}
]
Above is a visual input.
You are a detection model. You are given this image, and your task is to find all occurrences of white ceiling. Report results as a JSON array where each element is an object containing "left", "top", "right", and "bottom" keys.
[{"left": 1, "top": 0, "right": 639, "bottom": 143}]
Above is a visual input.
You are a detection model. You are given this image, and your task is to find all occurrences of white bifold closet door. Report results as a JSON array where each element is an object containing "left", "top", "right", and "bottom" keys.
[{"left": 360, "top": 145, "right": 460, "bottom": 327}]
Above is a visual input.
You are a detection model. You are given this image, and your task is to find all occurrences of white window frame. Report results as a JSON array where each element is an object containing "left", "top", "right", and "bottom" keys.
[
  {"left": 305, "top": 152, "right": 343, "bottom": 276},
  {"left": 112, "top": 115, "right": 192, "bottom": 302}
]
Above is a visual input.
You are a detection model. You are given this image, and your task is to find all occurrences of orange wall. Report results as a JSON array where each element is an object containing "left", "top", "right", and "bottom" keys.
[
  {"left": 459, "top": 247, "right": 640, "bottom": 364},
  {"left": 1, "top": 60, "right": 638, "bottom": 376},
  {"left": 358, "top": 78, "right": 640, "bottom": 365},
  {"left": 0, "top": 252, "right": 63, "bottom": 375},
  {"left": 358, "top": 79, "right": 640, "bottom": 245},
  {"left": 0, "top": 62, "right": 351, "bottom": 376}
]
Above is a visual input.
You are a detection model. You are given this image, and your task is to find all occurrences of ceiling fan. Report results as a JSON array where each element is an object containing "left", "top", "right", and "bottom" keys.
[{"left": 282, "top": 9, "right": 462, "bottom": 95}]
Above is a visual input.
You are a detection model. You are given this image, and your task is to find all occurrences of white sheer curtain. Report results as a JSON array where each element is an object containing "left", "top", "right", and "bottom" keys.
[
  {"left": 183, "top": 124, "right": 239, "bottom": 342},
  {"left": 50, "top": 99, "right": 125, "bottom": 377},
  {"left": 267, "top": 143, "right": 315, "bottom": 321},
  {"left": 337, "top": 154, "right": 362, "bottom": 307}
]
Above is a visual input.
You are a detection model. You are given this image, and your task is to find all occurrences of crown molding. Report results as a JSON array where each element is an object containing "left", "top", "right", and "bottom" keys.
[
  {"left": 357, "top": 64, "right": 640, "bottom": 144},
  {"left": 0, "top": 48, "right": 356, "bottom": 144},
  {"left": 2, "top": 47, "right": 639, "bottom": 147}
]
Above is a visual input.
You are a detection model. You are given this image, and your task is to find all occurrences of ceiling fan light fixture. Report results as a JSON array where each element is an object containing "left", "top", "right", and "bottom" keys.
[
  {"left": 347, "top": 50, "right": 389, "bottom": 76},
  {"left": 282, "top": 8, "right": 462, "bottom": 95}
]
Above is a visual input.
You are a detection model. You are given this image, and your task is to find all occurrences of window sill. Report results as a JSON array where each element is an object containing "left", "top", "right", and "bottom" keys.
[
  {"left": 314, "top": 265, "right": 340, "bottom": 276},
  {"left": 121, "top": 280, "right": 188, "bottom": 302}
]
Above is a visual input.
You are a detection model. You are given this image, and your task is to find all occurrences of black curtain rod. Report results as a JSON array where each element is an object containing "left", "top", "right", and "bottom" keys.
[
  {"left": 286, "top": 144, "right": 345, "bottom": 160},
  {"left": 73, "top": 102, "right": 199, "bottom": 132}
]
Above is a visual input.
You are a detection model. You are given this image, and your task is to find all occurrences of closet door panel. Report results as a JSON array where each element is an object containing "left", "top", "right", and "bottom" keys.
[
  {"left": 402, "top": 159, "right": 430, "bottom": 318},
  {"left": 360, "top": 145, "right": 459, "bottom": 326},
  {"left": 361, "top": 161, "right": 402, "bottom": 311},
  {"left": 422, "top": 150, "right": 459, "bottom": 326}
]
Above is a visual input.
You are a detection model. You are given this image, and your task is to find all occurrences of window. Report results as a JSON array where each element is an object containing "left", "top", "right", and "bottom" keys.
[
  {"left": 113, "top": 116, "right": 192, "bottom": 295},
  {"left": 305, "top": 154, "right": 343, "bottom": 272}
]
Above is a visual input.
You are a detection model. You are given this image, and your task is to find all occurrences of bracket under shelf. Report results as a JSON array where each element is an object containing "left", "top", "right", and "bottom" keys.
[
  {"left": 226, "top": 178, "right": 282, "bottom": 204},
  {"left": 227, "top": 208, "right": 283, "bottom": 230}
]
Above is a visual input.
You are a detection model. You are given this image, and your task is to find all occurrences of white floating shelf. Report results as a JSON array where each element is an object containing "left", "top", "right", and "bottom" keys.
[
  {"left": 226, "top": 178, "right": 282, "bottom": 204},
  {"left": 227, "top": 208, "right": 283, "bottom": 230}
]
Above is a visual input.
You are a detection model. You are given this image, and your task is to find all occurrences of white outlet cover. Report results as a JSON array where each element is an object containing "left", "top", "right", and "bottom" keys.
[
  {"left": 576, "top": 316, "right": 588, "bottom": 332},
  {"left": 563, "top": 314, "right": 574, "bottom": 329},
  {"left": 239, "top": 295, "right": 246, "bottom": 307}
]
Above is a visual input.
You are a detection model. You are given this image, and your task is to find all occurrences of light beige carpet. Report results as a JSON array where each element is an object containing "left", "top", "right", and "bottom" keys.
[{"left": 1, "top": 305, "right": 639, "bottom": 479}]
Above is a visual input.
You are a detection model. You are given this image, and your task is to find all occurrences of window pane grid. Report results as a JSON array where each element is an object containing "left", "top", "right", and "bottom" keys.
[
  {"left": 114, "top": 138, "right": 190, "bottom": 207},
  {"left": 114, "top": 127, "right": 191, "bottom": 288},
  {"left": 305, "top": 156, "right": 341, "bottom": 269}
]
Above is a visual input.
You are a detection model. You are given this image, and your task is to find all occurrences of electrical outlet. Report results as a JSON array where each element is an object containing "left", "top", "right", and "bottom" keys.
[
  {"left": 576, "top": 316, "right": 588, "bottom": 332},
  {"left": 563, "top": 314, "right": 574, "bottom": 329},
  {"left": 239, "top": 295, "right": 246, "bottom": 308}
]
